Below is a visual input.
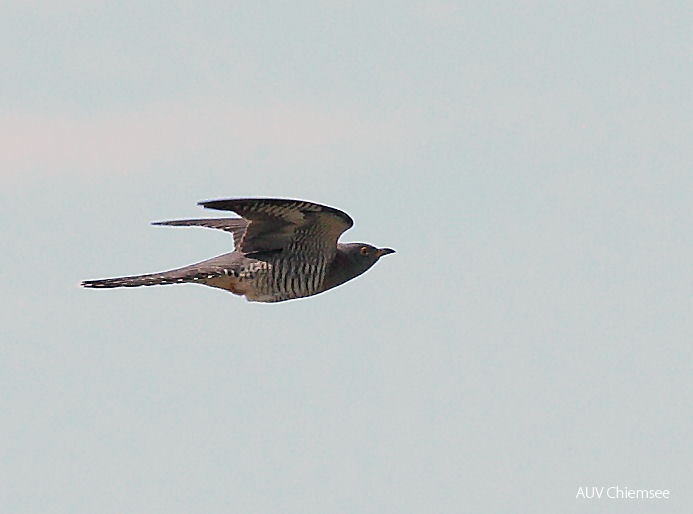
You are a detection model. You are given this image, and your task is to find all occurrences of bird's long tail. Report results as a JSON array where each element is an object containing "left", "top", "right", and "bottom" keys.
[
  {"left": 81, "top": 254, "right": 248, "bottom": 289},
  {"left": 81, "top": 267, "right": 214, "bottom": 289}
]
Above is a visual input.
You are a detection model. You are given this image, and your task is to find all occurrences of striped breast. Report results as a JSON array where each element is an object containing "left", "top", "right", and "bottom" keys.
[{"left": 247, "top": 242, "right": 331, "bottom": 302}]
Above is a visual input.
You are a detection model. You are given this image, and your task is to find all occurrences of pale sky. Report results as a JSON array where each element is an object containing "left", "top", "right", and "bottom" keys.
[{"left": 2, "top": 2, "right": 691, "bottom": 513}]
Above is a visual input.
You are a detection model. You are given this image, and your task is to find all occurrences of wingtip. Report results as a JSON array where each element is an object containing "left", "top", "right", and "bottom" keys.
[{"left": 197, "top": 199, "right": 233, "bottom": 212}]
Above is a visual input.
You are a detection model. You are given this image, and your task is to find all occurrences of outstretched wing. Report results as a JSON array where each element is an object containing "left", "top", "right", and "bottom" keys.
[
  {"left": 152, "top": 218, "right": 248, "bottom": 249},
  {"left": 198, "top": 198, "right": 354, "bottom": 257}
]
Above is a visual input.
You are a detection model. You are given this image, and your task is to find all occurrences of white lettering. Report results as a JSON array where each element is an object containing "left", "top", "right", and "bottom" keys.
[
  {"left": 580, "top": 486, "right": 670, "bottom": 500},
  {"left": 576, "top": 487, "right": 603, "bottom": 499},
  {"left": 606, "top": 486, "right": 670, "bottom": 499}
]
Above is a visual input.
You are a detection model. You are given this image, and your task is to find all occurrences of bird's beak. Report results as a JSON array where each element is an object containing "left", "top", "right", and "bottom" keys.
[{"left": 376, "top": 248, "right": 396, "bottom": 258}]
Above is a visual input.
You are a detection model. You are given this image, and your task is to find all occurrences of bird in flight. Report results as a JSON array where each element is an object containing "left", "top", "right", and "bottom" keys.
[{"left": 81, "top": 198, "right": 395, "bottom": 302}]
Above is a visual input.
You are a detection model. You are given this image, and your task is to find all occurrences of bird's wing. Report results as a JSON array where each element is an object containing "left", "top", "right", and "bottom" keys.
[
  {"left": 152, "top": 218, "right": 248, "bottom": 249},
  {"left": 197, "top": 198, "right": 354, "bottom": 257}
]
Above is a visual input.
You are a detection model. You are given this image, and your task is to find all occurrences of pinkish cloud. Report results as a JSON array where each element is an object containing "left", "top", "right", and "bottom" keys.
[{"left": 1, "top": 98, "right": 410, "bottom": 182}]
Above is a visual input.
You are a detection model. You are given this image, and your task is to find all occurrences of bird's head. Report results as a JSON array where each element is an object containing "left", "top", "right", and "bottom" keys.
[
  {"left": 322, "top": 243, "right": 395, "bottom": 291},
  {"left": 343, "top": 243, "right": 396, "bottom": 266}
]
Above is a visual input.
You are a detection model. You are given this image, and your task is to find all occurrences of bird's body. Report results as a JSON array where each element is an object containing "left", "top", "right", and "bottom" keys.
[{"left": 81, "top": 198, "right": 395, "bottom": 303}]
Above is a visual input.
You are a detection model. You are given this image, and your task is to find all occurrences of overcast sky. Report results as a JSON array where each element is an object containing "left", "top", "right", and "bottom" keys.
[{"left": 2, "top": 2, "right": 691, "bottom": 513}]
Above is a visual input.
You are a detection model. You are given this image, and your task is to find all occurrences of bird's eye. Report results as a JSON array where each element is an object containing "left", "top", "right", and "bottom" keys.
[{"left": 360, "top": 246, "right": 369, "bottom": 255}]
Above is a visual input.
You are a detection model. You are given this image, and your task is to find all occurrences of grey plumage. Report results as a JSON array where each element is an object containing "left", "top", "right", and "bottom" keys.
[{"left": 81, "top": 198, "right": 395, "bottom": 302}]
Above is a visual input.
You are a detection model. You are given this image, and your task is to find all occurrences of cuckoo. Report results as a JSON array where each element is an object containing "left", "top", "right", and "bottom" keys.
[{"left": 81, "top": 198, "right": 395, "bottom": 302}]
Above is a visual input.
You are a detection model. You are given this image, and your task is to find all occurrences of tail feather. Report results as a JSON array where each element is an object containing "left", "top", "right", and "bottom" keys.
[
  {"left": 81, "top": 253, "right": 248, "bottom": 289},
  {"left": 81, "top": 269, "right": 220, "bottom": 289}
]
